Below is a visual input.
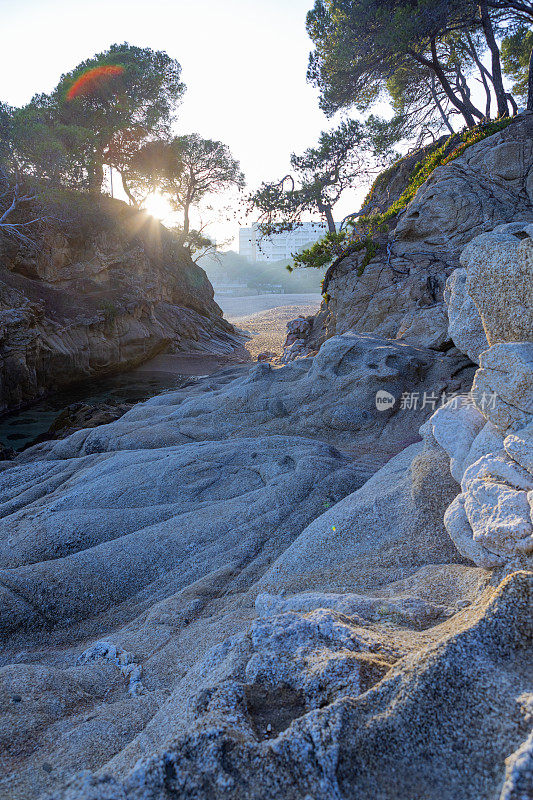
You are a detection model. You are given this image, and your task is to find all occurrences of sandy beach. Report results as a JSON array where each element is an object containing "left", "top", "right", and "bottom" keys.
[{"left": 216, "top": 292, "right": 322, "bottom": 359}]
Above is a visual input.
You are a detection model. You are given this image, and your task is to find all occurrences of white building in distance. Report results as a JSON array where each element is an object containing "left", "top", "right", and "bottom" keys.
[{"left": 239, "top": 221, "right": 333, "bottom": 263}]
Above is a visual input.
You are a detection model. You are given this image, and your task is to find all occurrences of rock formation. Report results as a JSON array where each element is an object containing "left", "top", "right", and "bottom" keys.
[
  {"left": 0, "top": 141, "right": 532, "bottom": 800},
  {"left": 294, "top": 114, "right": 533, "bottom": 355},
  {"left": 424, "top": 223, "right": 533, "bottom": 572},
  {"left": 47, "top": 570, "right": 533, "bottom": 800},
  {"left": 0, "top": 196, "right": 241, "bottom": 413},
  {"left": 11, "top": 332, "right": 474, "bottom": 462}
]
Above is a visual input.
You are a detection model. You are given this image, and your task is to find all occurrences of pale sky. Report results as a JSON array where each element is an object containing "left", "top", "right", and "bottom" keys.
[{"left": 0, "top": 0, "right": 373, "bottom": 247}]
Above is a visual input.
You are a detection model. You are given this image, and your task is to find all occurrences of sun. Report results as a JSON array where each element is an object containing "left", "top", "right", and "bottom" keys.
[{"left": 144, "top": 192, "right": 173, "bottom": 222}]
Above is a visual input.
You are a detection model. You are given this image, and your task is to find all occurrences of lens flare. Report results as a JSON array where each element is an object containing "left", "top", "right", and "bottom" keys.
[
  {"left": 144, "top": 192, "right": 173, "bottom": 221},
  {"left": 67, "top": 65, "right": 125, "bottom": 101}
]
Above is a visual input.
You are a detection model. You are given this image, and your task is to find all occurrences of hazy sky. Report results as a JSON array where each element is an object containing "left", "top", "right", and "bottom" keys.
[{"left": 0, "top": 0, "right": 370, "bottom": 246}]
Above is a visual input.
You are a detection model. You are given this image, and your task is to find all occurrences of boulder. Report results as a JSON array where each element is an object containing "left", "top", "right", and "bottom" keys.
[
  {"left": 505, "top": 423, "right": 533, "bottom": 476},
  {"left": 444, "top": 424, "right": 533, "bottom": 569},
  {"left": 419, "top": 392, "right": 533, "bottom": 570},
  {"left": 461, "top": 226, "right": 533, "bottom": 346},
  {"left": 419, "top": 396, "right": 487, "bottom": 482},
  {"left": 2, "top": 155, "right": 533, "bottom": 799},
  {"left": 45, "top": 572, "right": 533, "bottom": 800},
  {"left": 444, "top": 268, "right": 488, "bottom": 363},
  {"left": 472, "top": 342, "right": 533, "bottom": 433}
]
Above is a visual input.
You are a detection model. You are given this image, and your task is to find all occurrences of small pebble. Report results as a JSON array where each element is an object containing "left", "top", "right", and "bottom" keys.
[{"left": 42, "top": 763, "right": 53, "bottom": 774}]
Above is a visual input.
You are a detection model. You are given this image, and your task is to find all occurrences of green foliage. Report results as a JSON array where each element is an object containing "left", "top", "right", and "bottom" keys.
[
  {"left": 361, "top": 153, "right": 414, "bottom": 209},
  {"left": 161, "top": 134, "right": 245, "bottom": 235},
  {"left": 118, "top": 137, "right": 177, "bottom": 205},
  {"left": 180, "top": 228, "right": 215, "bottom": 258},
  {"left": 294, "top": 230, "right": 377, "bottom": 275},
  {"left": 358, "top": 117, "right": 513, "bottom": 235},
  {"left": 306, "top": 0, "right": 518, "bottom": 128},
  {"left": 293, "top": 230, "right": 350, "bottom": 270},
  {"left": 0, "top": 103, "right": 13, "bottom": 168},
  {"left": 11, "top": 100, "right": 91, "bottom": 188},
  {"left": 363, "top": 34, "right": 481, "bottom": 154},
  {"left": 501, "top": 26, "right": 533, "bottom": 103},
  {"left": 307, "top": 1, "right": 471, "bottom": 114},
  {"left": 15, "top": 43, "right": 185, "bottom": 193},
  {"left": 126, "top": 134, "right": 244, "bottom": 238}
]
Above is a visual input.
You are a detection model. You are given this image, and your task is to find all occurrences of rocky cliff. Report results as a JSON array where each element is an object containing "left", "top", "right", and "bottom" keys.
[
  {"left": 300, "top": 114, "right": 533, "bottom": 355},
  {"left": 0, "top": 195, "right": 240, "bottom": 412}
]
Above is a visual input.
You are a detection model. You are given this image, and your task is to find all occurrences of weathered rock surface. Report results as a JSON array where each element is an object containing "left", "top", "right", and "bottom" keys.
[
  {"left": 0, "top": 368, "right": 528, "bottom": 799},
  {"left": 0, "top": 196, "right": 241, "bottom": 413},
  {"left": 420, "top": 396, "right": 487, "bottom": 481},
  {"left": 0, "top": 434, "right": 370, "bottom": 636},
  {"left": 417, "top": 220, "right": 533, "bottom": 571},
  {"left": 12, "top": 332, "right": 474, "bottom": 462},
  {"left": 1, "top": 143, "right": 533, "bottom": 800},
  {"left": 395, "top": 302, "right": 451, "bottom": 350},
  {"left": 296, "top": 115, "right": 533, "bottom": 353},
  {"left": 442, "top": 417, "right": 533, "bottom": 569},
  {"left": 444, "top": 268, "right": 488, "bottom": 363},
  {"left": 393, "top": 121, "right": 533, "bottom": 256},
  {"left": 279, "top": 315, "right": 315, "bottom": 363},
  {"left": 25, "top": 400, "right": 134, "bottom": 449},
  {"left": 472, "top": 342, "right": 533, "bottom": 434},
  {"left": 0, "top": 323, "right": 486, "bottom": 800},
  {"left": 257, "top": 441, "right": 467, "bottom": 596},
  {"left": 42, "top": 571, "right": 533, "bottom": 800},
  {"left": 461, "top": 224, "right": 533, "bottom": 346}
]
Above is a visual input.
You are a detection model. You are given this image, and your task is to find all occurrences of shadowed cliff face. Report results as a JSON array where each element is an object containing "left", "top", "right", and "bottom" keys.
[{"left": 0, "top": 196, "right": 240, "bottom": 413}]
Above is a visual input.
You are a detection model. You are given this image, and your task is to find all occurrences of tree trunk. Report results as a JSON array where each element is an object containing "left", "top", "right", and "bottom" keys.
[
  {"left": 479, "top": 0, "right": 509, "bottom": 117},
  {"left": 183, "top": 202, "right": 190, "bottom": 236},
  {"left": 466, "top": 34, "right": 492, "bottom": 118},
  {"left": 321, "top": 204, "right": 336, "bottom": 233},
  {"left": 411, "top": 42, "right": 479, "bottom": 128},
  {"left": 119, "top": 172, "right": 139, "bottom": 206},
  {"left": 454, "top": 65, "right": 483, "bottom": 120},
  {"left": 88, "top": 145, "right": 105, "bottom": 195},
  {"left": 88, "top": 161, "right": 104, "bottom": 195},
  {"left": 430, "top": 60, "right": 477, "bottom": 127},
  {"left": 527, "top": 43, "right": 533, "bottom": 111},
  {"left": 430, "top": 73, "right": 454, "bottom": 133}
]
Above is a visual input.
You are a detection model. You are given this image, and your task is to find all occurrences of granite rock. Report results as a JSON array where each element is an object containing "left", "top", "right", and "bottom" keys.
[
  {"left": 472, "top": 342, "right": 533, "bottom": 433},
  {"left": 444, "top": 268, "right": 488, "bottom": 363},
  {"left": 461, "top": 226, "right": 533, "bottom": 346}
]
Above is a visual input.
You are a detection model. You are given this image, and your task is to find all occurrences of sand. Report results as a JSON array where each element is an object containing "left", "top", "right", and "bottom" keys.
[{"left": 216, "top": 293, "right": 322, "bottom": 359}]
